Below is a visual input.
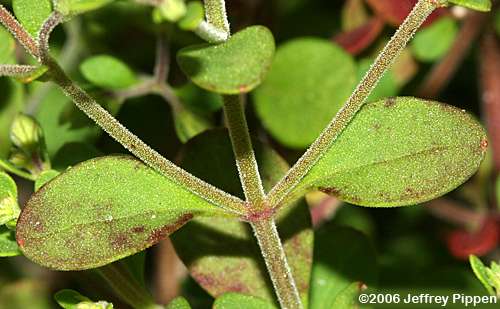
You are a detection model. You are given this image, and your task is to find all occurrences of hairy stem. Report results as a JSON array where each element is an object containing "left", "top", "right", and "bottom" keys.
[
  {"left": 266, "top": 0, "right": 440, "bottom": 208},
  {"left": 223, "top": 95, "right": 266, "bottom": 206},
  {"left": 203, "top": 0, "right": 230, "bottom": 33},
  {"left": 0, "top": 5, "right": 39, "bottom": 58},
  {"left": 98, "top": 262, "right": 162, "bottom": 309},
  {"left": 43, "top": 58, "right": 245, "bottom": 214},
  {"left": 252, "top": 219, "right": 302, "bottom": 309},
  {"left": 0, "top": 64, "right": 38, "bottom": 77}
]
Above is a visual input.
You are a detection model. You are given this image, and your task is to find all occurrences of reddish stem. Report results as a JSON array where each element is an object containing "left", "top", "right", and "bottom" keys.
[
  {"left": 417, "top": 12, "right": 487, "bottom": 98},
  {"left": 480, "top": 32, "right": 500, "bottom": 174}
]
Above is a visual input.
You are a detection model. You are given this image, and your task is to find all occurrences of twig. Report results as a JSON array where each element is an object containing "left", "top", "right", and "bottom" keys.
[
  {"left": 0, "top": 64, "right": 38, "bottom": 77},
  {"left": 0, "top": 5, "right": 39, "bottom": 58},
  {"left": 223, "top": 95, "right": 266, "bottom": 206}
]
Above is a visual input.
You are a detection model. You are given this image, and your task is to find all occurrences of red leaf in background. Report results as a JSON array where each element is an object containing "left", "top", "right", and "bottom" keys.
[
  {"left": 334, "top": 17, "right": 384, "bottom": 55},
  {"left": 480, "top": 33, "right": 500, "bottom": 173},
  {"left": 446, "top": 218, "right": 499, "bottom": 260},
  {"left": 365, "top": 0, "right": 446, "bottom": 27}
]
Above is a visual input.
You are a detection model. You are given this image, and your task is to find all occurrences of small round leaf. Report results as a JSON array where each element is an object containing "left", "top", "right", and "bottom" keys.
[{"left": 177, "top": 26, "right": 275, "bottom": 94}]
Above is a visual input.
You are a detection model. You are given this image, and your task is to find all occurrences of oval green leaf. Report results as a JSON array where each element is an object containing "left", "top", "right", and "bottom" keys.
[
  {"left": 0, "top": 226, "right": 21, "bottom": 256},
  {"left": 12, "top": 0, "right": 52, "bottom": 37},
  {"left": 310, "top": 225, "right": 377, "bottom": 309},
  {"left": 16, "top": 156, "right": 229, "bottom": 270},
  {"left": 411, "top": 17, "right": 458, "bottom": 62},
  {"left": 166, "top": 297, "right": 191, "bottom": 309},
  {"left": 213, "top": 293, "right": 275, "bottom": 309},
  {"left": 449, "top": 0, "right": 491, "bottom": 12},
  {"left": 253, "top": 38, "right": 356, "bottom": 148},
  {"left": 80, "top": 55, "right": 137, "bottom": 90},
  {"left": 0, "top": 27, "right": 16, "bottom": 64},
  {"left": 177, "top": 26, "right": 275, "bottom": 94},
  {"left": 289, "top": 97, "right": 487, "bottom": 207},
  {"left": 55, "top": 0, "right": 114, "bottom": 17},
  {"left": 172, "top": 130, "right": 313, "bottom": 305}
]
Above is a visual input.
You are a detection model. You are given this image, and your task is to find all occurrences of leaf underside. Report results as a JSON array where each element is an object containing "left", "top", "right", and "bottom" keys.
[
  {"left": 289, "top": 97, "right": 487, "bottom": 207},
  {"left": 16, "top": 156, "right": 227, "bottom": 270}
]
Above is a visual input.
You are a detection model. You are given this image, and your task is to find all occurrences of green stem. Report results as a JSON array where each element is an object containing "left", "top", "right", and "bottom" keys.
[
  {"left": 251, "top": 219, "right": 302, "bottom": 309},
  {"left": 266, "top": 0, "right": 441, "bottom": 208},
  {"left": 43, "top": 58, "right": 246, "bottom": 215},
  {"left": 203, "top": 0, "right": 230, "bottom": 33},
  {"left": 223, "top": 95, "right": 266, "bottom": 206},
  {"left": 97, "top": 262, "right": 162, "bottom": 309}
]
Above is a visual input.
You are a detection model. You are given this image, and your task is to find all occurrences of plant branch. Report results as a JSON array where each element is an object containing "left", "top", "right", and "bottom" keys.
[
  {"left": 417, "top": 11, "right": 487, "bottom": 98},
  {"left": 0, "top": 64, "right": 38, "bottom": 77},
  {"left": 38, "top": 11, "right": 64, "bottom": 63},
  {"left": 252, "top": 219, "right": 302, "bottom": 309},
  {"left": 42, "top": 57, "right": 245, "bottom": 215},
  {"left": 154, "top": 34, "right": 169, "bottom": 83},
  {"left": 266, "top": 0, "right": 441, "bottom": 208},
  {"left": 0, "top": 5, "right": 39, "bottom": 59},
  {"left": 98, "top": 262, "right": 162, "bottom": 309},
  {"left": 203, "top": 0, "right": 230, "bottom": 34},
  {"left": 223, "top": 95, "right": 266, "bottom": 206}
]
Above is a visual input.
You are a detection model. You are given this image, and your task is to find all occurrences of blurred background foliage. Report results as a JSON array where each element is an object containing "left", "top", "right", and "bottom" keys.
[{"left": 1, "top": 0, "right": 500, "bottom": 308}]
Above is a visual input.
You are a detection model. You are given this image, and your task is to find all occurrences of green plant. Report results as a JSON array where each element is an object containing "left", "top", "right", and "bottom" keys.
[{"left": 0, "top": 0, "right": 494, "bottom": 308}]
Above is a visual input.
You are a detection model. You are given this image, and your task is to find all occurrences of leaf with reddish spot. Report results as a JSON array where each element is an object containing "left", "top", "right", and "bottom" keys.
[
  {"left": 334, "top": 18, "right": 384, "bottom": 55},
  {"left": 172, "top": 130, "right": 313, "bottom": 306},
  {"left": 286, "top": 97, "right": 487, "bottom": 207},
  {"left": 16, "top": 156, "right": 229, "bottom": 270},
  {"left": 365, "top": 0, "right": 446, "bottom": 27}
]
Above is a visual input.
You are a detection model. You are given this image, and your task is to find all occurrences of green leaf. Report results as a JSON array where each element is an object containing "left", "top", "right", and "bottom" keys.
[
  {"left": 0, "top": 226, "right": 21, "bottom": 257},
  {"left": 54, "top": 289, "right": 91, "bottom": 309},
  {"left": 34, "top": 169, "right": 60, "bottom": 191},
  {"left": 289, "top": 97, "right": 487, "bottom": 207},
  {"left": 0, "top": 79, "right": 24, "bottom": 158},
  {"left": 80, "top": 55, "right": 137, "bottom": 90},
  {"left": 411, "top": 17, "right": 458, "bottom": 62},
  {"left": 16, "top": 156, "right": 229, "bottom": 270},
  {"left": 172, "top": 130, "right": 313, "bottom": 305},
  {"left": 331, "top": 282, "right": 364, "bottom": 308},
  {"left": 310, "top": 226, "right": 377, "bottom": 309},
  {"left": 159, "top": 0, "right": 187, "bottom": 22},
  {"left": 0, "top": 172, "right": 20, "bottom": 226},
  {"left": 174, "top": 83, "right": 223, "bottom": 114},
  {"left": 495, "top": 10, "right": 500, "bottom": 36},
  {"left": 54, "top": 289, "right": 114, "bottom": 309},
  {"left": 174, "top": 108, "right": 213, "bottom": 143},
  {"left": 54, "top": 0, "right": 114, "bottom": 17},
  {"left": 213, "top": 293, "right": 275, "bottom": 309},
  {"left": 469, "top": 255, "right": 495, "bottom": 295},
  {"left": 12, "top": 0, "right": 53, "bottom": 37},
  {"left": 179, "top": 1, "right": 204, "bottom": 31},
  {"left": 253, "top": 39, "right": 356, "bottom": 148},
  {"left": 166, "top": 296, "right": 191, "bottom": 309},
  {"left": 177, "top": 26, "right": 275, "bottom": 94},
  {"left": 9, "top": 113, "right": 51, "bottom": 175},
  {"left": 0, "top": 27, "right": 16, "bottom": 64},
  {"left": 448, "top": 0, "right": 491, "bottom": 12},
  {"left": 35, "top": 87, "right": 100, "bottom": 156}
]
